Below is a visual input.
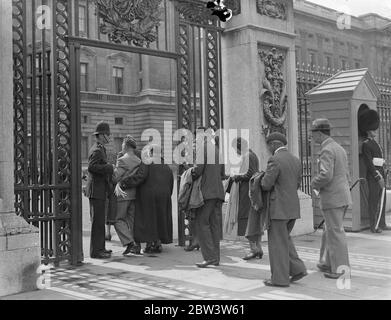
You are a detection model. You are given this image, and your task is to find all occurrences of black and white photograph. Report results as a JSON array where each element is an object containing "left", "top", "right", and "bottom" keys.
[{"left": 0, "top": 0, "right": 390, "bottom": 306}]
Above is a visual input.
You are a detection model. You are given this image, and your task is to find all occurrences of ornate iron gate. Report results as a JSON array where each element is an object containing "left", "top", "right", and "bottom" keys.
[
  {"left": 174, "top": 0, "right": 224, "bottom": 246},
  {"left": 12, "top": 0, "right": 82, "bottom": 265},
  {"left": 296, "top": 63, "right": 391, "bottom": 194}
]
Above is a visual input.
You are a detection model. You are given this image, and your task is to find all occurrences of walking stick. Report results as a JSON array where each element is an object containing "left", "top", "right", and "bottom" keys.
[{"left": 314, "top": 178, "right": 366, "bottom": 232}]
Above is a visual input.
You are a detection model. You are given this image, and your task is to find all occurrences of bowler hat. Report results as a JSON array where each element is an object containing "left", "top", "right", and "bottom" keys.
[
  {"left": 311, "top": 118, "right": 331, "bottom": 132},
  {"left": 266, "top": 132, "right": 287, "bottom": 145},
  {"left": 93, "top": 121, "right": 110, "bottom": 136}
]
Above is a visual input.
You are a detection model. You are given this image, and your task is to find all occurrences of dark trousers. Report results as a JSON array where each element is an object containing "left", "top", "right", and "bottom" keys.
[
  {"left": 195, "top": 199, "right": 222, "bottom": 262},
  {"left": 268, "top": 219, "right": 306, "bottom": 286},
  {"left": 89, "top": 199, "right": 106, "bottom": 256},
  {"left": 368, "top": 177, "right": 387, "bottom": 229}
]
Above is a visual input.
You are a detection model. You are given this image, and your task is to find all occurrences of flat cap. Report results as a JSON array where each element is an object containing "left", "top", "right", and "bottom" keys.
[
  {"left": 124, "top": 135, "right": 137, "bottom": 149},
  {"left": 311, "top": 118, "right": 331, "bottom": 132},
  {"left": 93, "top": 121, "right": 110, "bottom": 135},
  {"left": 266, "top": 132, "right": 287, "bottom": 145}
]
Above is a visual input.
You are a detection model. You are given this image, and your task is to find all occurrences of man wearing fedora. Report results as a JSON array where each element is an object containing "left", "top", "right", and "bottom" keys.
[
  {"left": 85, "top": 121, "right": 114, "bottom": 259},
  {"left": 311, "top": 119, "right": 351, "bottom": 279},
  {"left": 260, "top": 132, "right": 307, "bottom": 287}
]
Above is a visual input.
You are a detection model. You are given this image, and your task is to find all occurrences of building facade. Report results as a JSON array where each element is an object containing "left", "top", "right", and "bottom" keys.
[{"left": 294, "top": 0, "right": 391, "bottom": 79}]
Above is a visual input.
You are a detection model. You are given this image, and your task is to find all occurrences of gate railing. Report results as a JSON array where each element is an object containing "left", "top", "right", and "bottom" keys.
[{"left": 296, "top": 63, "right": 391, "bottom": 194}]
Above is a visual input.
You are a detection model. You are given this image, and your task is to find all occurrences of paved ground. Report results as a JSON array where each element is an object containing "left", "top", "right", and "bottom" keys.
[
  {"left": 2, "top": 218, "right": 391, "bottom": 301},
  {"left": 2, "top": 196, "right": 390, "bottom": 301}
]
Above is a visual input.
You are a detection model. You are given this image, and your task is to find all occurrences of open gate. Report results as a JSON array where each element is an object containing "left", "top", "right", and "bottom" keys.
[
  {"left": 12, "top": 0, "right": 224, "bottom": 262},
  {"left": 174, "top": 0, "right": 224, "bottom": 246}
]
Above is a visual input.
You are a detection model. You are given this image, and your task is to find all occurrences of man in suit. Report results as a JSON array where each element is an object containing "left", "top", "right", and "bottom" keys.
[
  {"left": 192, "top": 127, "right": 226, "bottom": 268},
  {"left": 361, "top": 130, "right": 390, "bottom": 233},
  {"left": 311, "top": 119, "right": 351, "bottom": 279},
  {"left": 260, "top": 132, "right": 307, "bottom": 287},
  {"left": 112, "top": 135, "right": 141, "bottom": 256},
  {"left": 85, "top": 121, "right": 114, "bottom": 259}
]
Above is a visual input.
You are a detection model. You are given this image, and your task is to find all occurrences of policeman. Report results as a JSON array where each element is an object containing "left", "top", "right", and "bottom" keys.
[{"left": 85, "top": 121, "right": 114, "bottom": 259}]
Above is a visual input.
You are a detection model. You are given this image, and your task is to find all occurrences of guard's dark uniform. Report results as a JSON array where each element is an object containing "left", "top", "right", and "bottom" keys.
[
  {"left": 85, "top": 142, "right": 114, "bottom": 257},
  {"left": 362, "top": 138, "right": 387, "bottom": 230}
]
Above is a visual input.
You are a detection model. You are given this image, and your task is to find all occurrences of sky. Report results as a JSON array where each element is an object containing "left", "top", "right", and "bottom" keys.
[{"left": 303, "top": 0, "right": 391, "bottom": 19}]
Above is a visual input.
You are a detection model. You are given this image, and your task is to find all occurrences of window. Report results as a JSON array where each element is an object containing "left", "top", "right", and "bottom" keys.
[
  {"left": 341, "top": 59, "right": 347, "bottom": 70},
  {"left": 115, "top": 117, "right": 123, "bottom": 125},
  {"left": 309, "top": 52, "right": 316, "bottom": 67},
  {"left": 325, "top": 56, "right": 332, "bottom": 69},
  {"left": 80, "top": 63, "right": 88, "bottom": 91},
  {"left": 79, "top": 5, "right": 87, "bottom": 35},
  {"left": 82, "top": 115, "right": 88, "bottom": 124},
  {"left": 113, "top": 67, "right": 124, "bottom": 94},
  {"left": 81, "top": 137, "right": 89, "bottom": 160},
  {"left": 355, "top": 61, "right": 360, "bottom": 69}
]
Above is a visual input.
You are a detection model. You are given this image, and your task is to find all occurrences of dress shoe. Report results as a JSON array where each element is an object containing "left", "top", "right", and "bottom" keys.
[
  {"left": 317, "top": 263, "right": 331, "bottom": 273},
  {"left": 184, "top": 244, "right": 200, "bottom": 252},
  {"left": 153, "top": 245, "right": 162, "bottom": 253},
  {"left": 123, "top": 243, "right": 135, "bottom": 256},
  {"left": 243, "top": 251, "right": 263, "bottom": 260},
  {"left": 91, "top": 252, "right": 111, "bottom": 259},
  {"left": 103, "top": 249, "right": 112, "bottom": 254},
  {"left": 263, "top": 279, "right": 289, "bottom": 287},
  {"left": 324, "top": 272, "right": 343, "bottom": 279},
  {"left": 370, "top": 228, "right": 382, "bottom": 233},
  {"left": 130, "top": 244, "right": 141, "bottom": 255},
  {"left": 290, "top": 271, "right": 308, "bottom": 282},
  {"left": 196, "top": 260, "right": 219, "bottom": 268}
]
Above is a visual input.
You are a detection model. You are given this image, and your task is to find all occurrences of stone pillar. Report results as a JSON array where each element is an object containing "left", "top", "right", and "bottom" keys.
[
  {"left": 0, "top": 0, "right": 41, "bottom": 297},
  {"left": 221, "top": 0, "right": 312, "bottom": 235}
]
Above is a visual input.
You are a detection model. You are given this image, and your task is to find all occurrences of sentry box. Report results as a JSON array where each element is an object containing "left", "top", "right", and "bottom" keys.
[{"left": 306, "top": 69, "right": 381, "bottom": 231}]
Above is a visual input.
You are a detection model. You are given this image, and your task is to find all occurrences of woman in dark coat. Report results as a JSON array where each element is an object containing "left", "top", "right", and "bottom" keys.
[{"left": 118, "top": 145, "right": 174, "bottom": 253}]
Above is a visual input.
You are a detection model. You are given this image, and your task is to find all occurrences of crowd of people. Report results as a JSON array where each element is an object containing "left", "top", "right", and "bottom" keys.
[
  {"left": 85, "top": 121, "right": 173, "bottom": 259},
  {"left": 84, "top": 116, "right": 389, "bottom": 287}
]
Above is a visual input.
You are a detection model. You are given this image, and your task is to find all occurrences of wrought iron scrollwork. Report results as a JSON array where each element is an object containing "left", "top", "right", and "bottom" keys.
[
  {"left": 259, "top": 47, "right": 288, "bottom": 136},
  {"left": 178, "top": 25, "right": 192, "bottom": 129},
  {"left": 12, "top": 0, "right": 27, "bottom": 217},
  {"left": 205, "top": 30, "right": 220, "bottom": 131},
  {"left": 94, "top": 0, "right": 162, "bottom": 46},
  {"left": 54, "top": 0, "right": 72, "bottom": 259}
]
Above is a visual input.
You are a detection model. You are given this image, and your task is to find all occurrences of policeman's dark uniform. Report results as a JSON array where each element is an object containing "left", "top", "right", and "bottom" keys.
[
  {"left": 362, "top": 137, "right": 388, "bottom": 231},
  {"left": 85, "top": 122, "right": 114, "bottom": 257}
]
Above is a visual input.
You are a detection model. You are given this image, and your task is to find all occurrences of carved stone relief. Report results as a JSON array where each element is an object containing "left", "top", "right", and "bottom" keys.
[
  {"left": 256, "top": 0, "right": 287, "bottom": 20},
  {"left": 94, "top": 0, "right": 162, "bottom": 47},
  {"left": 258, "top": 46, "right": 288, "bottom": 136}
]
